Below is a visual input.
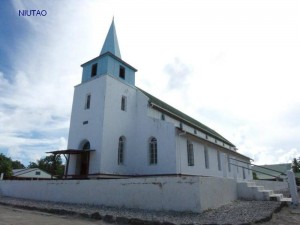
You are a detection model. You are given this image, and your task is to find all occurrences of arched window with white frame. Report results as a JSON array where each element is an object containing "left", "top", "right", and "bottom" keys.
[{"left": 149, "top": 137, "right": 157, "bottom": 165}]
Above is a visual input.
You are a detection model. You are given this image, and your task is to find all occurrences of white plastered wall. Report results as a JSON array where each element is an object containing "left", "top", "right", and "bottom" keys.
[
  {"left": 75, "top": 75, "right": 178, "bottom": 176},
  {"left": 0, "top": 176, "right": 238, "bottom": 212},
  {"left": 67, "top": 76, "right": 107, "bottom": 175},
  {"left": 175, "top": 134, "right": 252, "bottom": 180}
]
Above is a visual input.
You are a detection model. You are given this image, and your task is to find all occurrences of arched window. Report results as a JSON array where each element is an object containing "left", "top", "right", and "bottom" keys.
[
  {"left": 82, "top": 141, "right": 90, "bottom": 150},
  {"left": 118, "top": 136, "right": 125, "bottom": 165},
  {"left": 149, "top": 137, "right": 157, "bottom": 165},
  {"left": 187, "top": 140, "right": 194, "bottom": 166}
]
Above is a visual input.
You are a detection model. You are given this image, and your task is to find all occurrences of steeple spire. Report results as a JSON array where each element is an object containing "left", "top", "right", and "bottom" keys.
[{"left": 100, "top": 18, "right": 121, "bottom": 58}]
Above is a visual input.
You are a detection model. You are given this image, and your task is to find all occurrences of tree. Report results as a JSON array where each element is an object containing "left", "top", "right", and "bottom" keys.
[
  {"left": 12, "top": 160, "right": 25, "bottom": 169},
  {"left": 27, "top": 162, "right": 38, "bottom": 168},
  {"left": 0, "top": 153, "right": 13, "bottom": 178},
  {"left": 292, "top": 158, "right": 300, "bottom": 173}
]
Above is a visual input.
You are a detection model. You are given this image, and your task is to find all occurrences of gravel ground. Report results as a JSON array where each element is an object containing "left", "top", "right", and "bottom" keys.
[{"left": 0, "top": 196, "right": 284, "bottom": 225}]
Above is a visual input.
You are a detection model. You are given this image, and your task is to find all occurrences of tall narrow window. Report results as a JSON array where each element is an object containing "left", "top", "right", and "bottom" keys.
[
  {"left": 119, "top": 66, "right": 125, "bottom": 79},
  {"left": 85, "top": 94, "right": 91, "bottom": 109},
  {"left": 149, "top": 137, "right": 157, "bottom": 165},
  {"left": 91, "top": 63, "right": 98, "bottom": 77},
  {"left": 217, "top": 151, "right": 221, "bottom": 171},
  {"left": 227, "top": 155, "right": 231, "bottom": 172},
  {"left": 204, "top": 146, "right": 209, "bottom": 169},
  {"left": 161, "top": 114, "right": 165, "bottom": 121},
  {"left": 121, "top": 96, "right": 126, "bottom": 111},
  {"left": 187, "top": 140, "right": 194, "bottom": 166},
  {"left": 118, "top": 136, "right": 125, "bottom": 165}
]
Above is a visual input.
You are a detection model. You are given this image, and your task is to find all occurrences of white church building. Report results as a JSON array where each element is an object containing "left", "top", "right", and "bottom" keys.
[{"left": 50, "top": 20, "right": 252, "bottom": 180}]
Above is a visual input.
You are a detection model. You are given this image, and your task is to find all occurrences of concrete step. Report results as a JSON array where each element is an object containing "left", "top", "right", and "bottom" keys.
[
  {"left": 237, "top": 181, "right": 287, "bottom": 202},
  {"left": 242, "top": 182, "right": 264, "bottom": 190},
  {"left": 245, "top": 182, "right": 256, "bottom": 187},
  {"left": 261, "top": 189, "right": 274, "bottom": 195},
  {"left": 254, "top": 185, "right": 265, "bottom": 191},
  {"left": 280, "top": 197, "right": 292, "bottom": 203},
  {"left": 244, "top": 183, "right": 265, "bottom": 191},
  {"left": 258, "top": 190, "right": 273, "bottom": 200},
  {"left": 269, "top": 193, "right": 283, "bottom": 201}
]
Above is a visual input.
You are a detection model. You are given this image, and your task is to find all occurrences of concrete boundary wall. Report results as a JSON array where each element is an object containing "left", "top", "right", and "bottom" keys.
[
  {"left": 0, "top": 176, "right": 238, "bottom": 212},
  {"left": 254, "top": 180, "right": 289, "bottom": 192}
]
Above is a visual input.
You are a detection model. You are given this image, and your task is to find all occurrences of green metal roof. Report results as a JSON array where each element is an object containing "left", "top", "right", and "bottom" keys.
[
  {"left": 138, "top": 88, "right": 235, "bottom": 147},
  {"left": 252, "top": 163, "right": 291, "bottom": 180}
]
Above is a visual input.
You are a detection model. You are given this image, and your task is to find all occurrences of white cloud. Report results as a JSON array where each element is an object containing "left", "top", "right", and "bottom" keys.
[
  {"left": 164, "top": 58, "right": 192, "bottom": 90},
  {"left": 6, "top": 137, "right": 67, "bottom": 164}
]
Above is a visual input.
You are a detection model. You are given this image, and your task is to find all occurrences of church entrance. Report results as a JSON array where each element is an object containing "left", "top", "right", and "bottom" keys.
[
  {"left": 79, "top": 141, "right": 90, "bottom": 177},
  {"left": 46, "top": 144, "right": 95, "bottom": 179},
  {"left": 80, "top": 151, "right": 89, "bottom": 176}
]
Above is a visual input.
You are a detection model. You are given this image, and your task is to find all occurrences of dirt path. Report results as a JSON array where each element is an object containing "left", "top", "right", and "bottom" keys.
[
  {"left": 1, "top": 203, "right": 300, "bottom": 225},
  {"left": 0, "top": 205, "right": 107, "bottom": 225},
  {"left": 261, "top": 205, "right": 300, "bottom": 225}
]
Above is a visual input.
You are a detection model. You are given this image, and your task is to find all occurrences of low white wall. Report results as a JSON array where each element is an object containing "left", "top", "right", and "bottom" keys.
[
  {"left": 199, "top": 177, "right": 237, "bottom": 210},
  {"left": 254, "top": 180, "right": 289, "bottom": 192},
  {"left": 0, "top": 176, "right": 238, "bottom": 212}
]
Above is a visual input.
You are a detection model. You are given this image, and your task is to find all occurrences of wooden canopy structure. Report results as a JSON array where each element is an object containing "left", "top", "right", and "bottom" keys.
[{"left": 47, "top": 149, "right": 95, "bottom": 179}]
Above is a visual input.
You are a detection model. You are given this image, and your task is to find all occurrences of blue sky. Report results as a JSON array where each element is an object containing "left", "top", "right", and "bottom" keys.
[
  {"left": 0, "top": 2, "right": 28, "bottom": 78},
  {"left": 1, "top": 0, "right": 300, "bottom": 166}
]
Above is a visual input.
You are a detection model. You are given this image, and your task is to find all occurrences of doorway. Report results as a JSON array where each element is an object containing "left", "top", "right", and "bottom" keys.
[{"left": 79, "top": 141, "right": 90, "bottom": 176}]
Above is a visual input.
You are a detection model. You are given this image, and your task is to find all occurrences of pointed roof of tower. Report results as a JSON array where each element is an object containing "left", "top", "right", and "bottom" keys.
[{"left": 100, "top": 18, "right": 121, "bottom": 58}]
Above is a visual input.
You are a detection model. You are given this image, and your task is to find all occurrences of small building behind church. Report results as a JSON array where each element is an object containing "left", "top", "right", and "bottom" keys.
[
  {"left": 50, "top": 19, "right": 252, "bottom": 181},
  {"left": 11, "top": 168, "right": 52, "bottom": 180}
]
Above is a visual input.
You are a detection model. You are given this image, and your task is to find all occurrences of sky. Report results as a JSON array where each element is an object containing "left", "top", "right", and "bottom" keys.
[{"left": 0, "top": 0, "right": 299, "bottom": 166}]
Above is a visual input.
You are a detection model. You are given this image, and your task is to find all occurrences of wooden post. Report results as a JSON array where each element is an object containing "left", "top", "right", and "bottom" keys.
[
  {"left": 52, "top": 153, "right": 57, "bottom": 179},
  {"left": 64, "top": 154, "right": 70, "bottom": 179}
]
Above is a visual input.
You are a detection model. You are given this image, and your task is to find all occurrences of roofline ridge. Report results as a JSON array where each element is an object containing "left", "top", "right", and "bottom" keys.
[{"left": 137, "top": 87, "right": 235, "bottom": 147}]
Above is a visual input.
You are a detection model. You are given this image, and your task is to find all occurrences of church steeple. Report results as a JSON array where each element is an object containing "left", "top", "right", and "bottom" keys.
[
  {"left": 100, "top": 18, "right": 121, "bottom": 58},
  {"left": 81, "top": 19, "right": 137, "bottom": 85}
]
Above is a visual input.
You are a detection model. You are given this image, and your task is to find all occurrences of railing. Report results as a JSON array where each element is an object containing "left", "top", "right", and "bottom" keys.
[{"left": 229, "top": 157, "right": 286, "bottom": 180}]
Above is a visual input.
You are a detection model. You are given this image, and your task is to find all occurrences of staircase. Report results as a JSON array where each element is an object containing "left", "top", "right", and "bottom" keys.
[{"left": 237, "top": 181, "right": 291, "bottom": 202}]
